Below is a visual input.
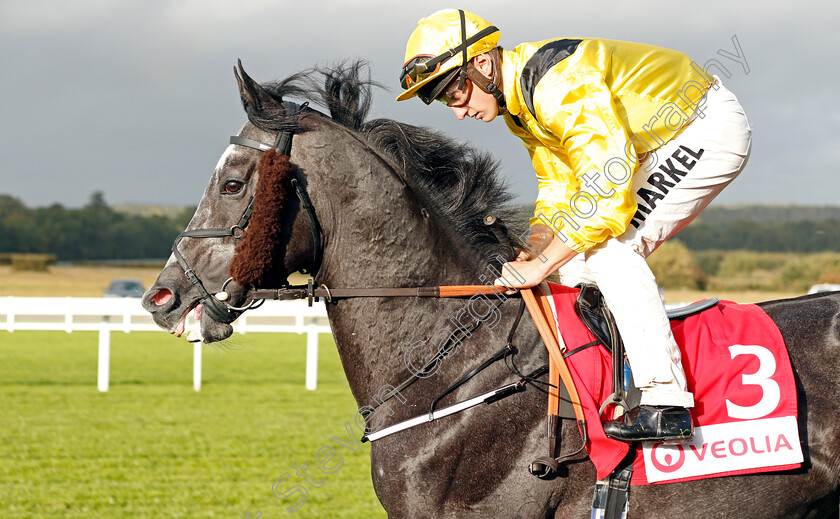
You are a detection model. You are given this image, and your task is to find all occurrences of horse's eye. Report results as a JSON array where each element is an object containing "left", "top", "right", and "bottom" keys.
[{"left": 223, "top": 180, "right": 244, "bottom": 194}]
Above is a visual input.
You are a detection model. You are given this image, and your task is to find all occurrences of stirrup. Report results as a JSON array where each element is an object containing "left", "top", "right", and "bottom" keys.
[{"left": 598, "top": 390, "right": 631, "bottom": 421}]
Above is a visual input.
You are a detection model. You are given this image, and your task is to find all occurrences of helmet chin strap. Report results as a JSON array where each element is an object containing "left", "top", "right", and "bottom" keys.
[
  {"left": 453, "top": 7, "right": 504, "bottom": 114},
  {"left": 465, "top": 55, "right": 507, "bottom": 113}
]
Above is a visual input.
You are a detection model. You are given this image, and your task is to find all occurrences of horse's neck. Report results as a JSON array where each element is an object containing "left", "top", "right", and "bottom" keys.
[
  {"left": 305, "top": 126, "right": 485, "bottom": 291},
  {"left": 298, "top": 126, "right": 491, "bottom": 407}
]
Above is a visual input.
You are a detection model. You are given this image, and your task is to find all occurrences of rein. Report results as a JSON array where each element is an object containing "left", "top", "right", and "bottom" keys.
[{"left": 251, "top": 282, "right": 514, "bottom": 305}]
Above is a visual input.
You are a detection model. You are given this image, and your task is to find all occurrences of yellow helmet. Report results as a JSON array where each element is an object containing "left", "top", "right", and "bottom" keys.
[{"left": 397, "top": 9, "right": 500, "bottom": 104}]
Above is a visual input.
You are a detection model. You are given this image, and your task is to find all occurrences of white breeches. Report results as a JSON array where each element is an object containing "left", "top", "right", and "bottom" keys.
[{"left": 559, "top": 77, "right": 752, "bottom": 407}]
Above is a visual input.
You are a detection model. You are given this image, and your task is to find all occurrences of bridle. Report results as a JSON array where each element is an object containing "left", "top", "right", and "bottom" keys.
[
  {"left": 167, "top": 100, "right": 531, "bottom": 400},
  {"left": 170, "top": 98, "right": 510, "bottom": 321},
  {"left": 170, "top": 101, "right": 322, "bottom": 324},
  {"left": 167, "top": 102, "right": 584, "bottom": 472}
]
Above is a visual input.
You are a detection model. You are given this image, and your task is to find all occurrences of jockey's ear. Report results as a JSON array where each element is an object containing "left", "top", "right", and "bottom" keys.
[{"left": 471, "top": 53, "right": 494, "bottom": 79}]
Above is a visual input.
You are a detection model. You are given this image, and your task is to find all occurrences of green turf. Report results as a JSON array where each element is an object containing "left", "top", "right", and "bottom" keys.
[{"left": 0, "top": 330, "right": 387, "bottom": 518}]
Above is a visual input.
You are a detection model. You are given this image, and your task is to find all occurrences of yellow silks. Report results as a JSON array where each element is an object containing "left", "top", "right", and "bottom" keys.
[{"left": 502, "top": 38, "right": 714, "bottom": 252}]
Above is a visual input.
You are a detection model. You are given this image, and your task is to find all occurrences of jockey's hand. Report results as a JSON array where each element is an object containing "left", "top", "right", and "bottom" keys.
[
  {"left": 514, "top": 248, "right": 535, "bottom": 262},
  {"left": 494, "top": 239, "right": 580, "bottom": 291},
  {"left": 494, "top": 257, "right": 549, "bottom": 290}
]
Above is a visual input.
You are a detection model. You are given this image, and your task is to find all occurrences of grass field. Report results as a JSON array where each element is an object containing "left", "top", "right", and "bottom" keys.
[
  {"left": 0, "top": 266, "right": 165, "bottom": 298},
  {"left": 0, "top": 264, "right": 807, "bottom": 518},
  {"left": 0, "top": 331, "right": 387, "bottom": 518}
]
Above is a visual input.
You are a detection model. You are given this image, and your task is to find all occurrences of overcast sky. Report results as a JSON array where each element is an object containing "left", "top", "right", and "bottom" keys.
[{"left": 1, "top": 0, "right": 838, "bottom": 209}]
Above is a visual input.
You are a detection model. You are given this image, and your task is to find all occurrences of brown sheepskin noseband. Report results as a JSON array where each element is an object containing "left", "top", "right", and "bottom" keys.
[{"left": 228, "top": 149, "right": 294, "bottom": 286}]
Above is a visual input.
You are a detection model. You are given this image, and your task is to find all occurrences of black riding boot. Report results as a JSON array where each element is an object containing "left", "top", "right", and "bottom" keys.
[{"left": 602, "top": 405, "right": 693, "bottom": 444}]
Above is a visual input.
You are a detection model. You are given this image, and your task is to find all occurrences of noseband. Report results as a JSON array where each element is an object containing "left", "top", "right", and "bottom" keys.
[{"left": 170, "top": 101, "right": 322, "bottom": 324}]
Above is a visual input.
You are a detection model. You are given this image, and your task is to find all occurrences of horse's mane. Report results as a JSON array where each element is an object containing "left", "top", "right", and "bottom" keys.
[{"left": 241, "top": 61, "right": 522, "bottom": 263}]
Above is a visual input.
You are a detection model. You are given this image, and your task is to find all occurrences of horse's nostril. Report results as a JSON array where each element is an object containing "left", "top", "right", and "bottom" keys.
[{"left": 152, "top": 288, "right": 173, "bottom": 306}]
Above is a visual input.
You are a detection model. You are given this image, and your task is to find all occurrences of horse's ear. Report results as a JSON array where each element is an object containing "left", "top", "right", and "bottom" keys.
[{"left": 234, "top": 59, "right": 283, "bottom": 114}]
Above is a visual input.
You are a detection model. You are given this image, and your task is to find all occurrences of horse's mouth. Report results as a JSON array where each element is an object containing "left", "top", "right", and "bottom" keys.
[
  {"left": 173, "top": 302, "right": 201, "bottom": 340},
  {"left": 172, "top": 303, "right": 192, "bottom": 337},
  {"left": 169, "top": 301, "right": 236, "bottom": 344},
  {"left": 145, "top": 280, "right": 245, "bottom": 344}
]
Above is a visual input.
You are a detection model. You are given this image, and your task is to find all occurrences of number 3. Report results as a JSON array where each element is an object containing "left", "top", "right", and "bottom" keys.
[{"left": 725, "top": 344, "right": 781, "bottom": 419}]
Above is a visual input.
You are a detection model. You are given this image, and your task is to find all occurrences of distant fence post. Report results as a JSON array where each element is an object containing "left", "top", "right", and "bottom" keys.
[
  {"left": 305, "top": 325, "right": 319, "bottom": 391},
  {"left": 193, "top": 342, "right": 202, "bottom": 391},
  {"left": 97, "top": 319, "right": 110, "bottom": 392},
  {"left": 65, "top": 296, "right": 73, "bottom": 333},
  {"left": 6, "top": 296, "right": 15, "bottom": 332}
]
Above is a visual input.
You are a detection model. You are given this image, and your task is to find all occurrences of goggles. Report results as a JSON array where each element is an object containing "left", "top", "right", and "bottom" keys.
[
  {"left": 415, "top": 67, "right": 461, "bottom": 105},
  {"left": 400, "top": 55, "right": 447, "bottom": 90},
  {"left": 436, "top": 77, "right": 471, "bottom": 107}
]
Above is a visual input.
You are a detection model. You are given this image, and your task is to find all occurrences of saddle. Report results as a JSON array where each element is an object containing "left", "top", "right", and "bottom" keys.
[{"left": 526, "top": 282, "right": 719, "bottom": 479}]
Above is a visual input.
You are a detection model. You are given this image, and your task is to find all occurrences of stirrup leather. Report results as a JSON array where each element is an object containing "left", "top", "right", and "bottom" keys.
[{"left": 522, "top": 286, "right": 588, "bottom": 480}]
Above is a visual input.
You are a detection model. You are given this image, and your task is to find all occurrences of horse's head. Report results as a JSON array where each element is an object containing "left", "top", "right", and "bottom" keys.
[
  {"left": 144, "top": 60, "right": 519, "bottom": 344},
  {"left": 142, "top": 62, "right": 319, "bottom": 342}
]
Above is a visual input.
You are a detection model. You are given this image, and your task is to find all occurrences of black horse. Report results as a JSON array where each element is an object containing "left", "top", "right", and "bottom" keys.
[{"left": 142, "top": 62, "right": 840, "bottom": 518}]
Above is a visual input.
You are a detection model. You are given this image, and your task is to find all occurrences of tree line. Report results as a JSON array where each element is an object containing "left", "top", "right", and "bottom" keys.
[
  {"left": 0, "top": 193, "right": 192, "bottom": 261},
  {"left": 675, "top": 219, "right": 840, "bottom": 252},
  {"left": 514, "top": 204, "right": 840, "bottom": 253},
  {"left": 2, "top": 194, "right": 839, "bottom": 261}
]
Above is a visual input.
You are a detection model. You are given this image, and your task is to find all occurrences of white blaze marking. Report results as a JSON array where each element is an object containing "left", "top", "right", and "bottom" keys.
[{"left": 214, "top": 144, "right": 237, "bottom": 172}]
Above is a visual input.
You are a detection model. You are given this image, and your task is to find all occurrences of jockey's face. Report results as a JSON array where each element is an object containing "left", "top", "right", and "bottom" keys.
[{"left": 441, "top": 55, "right": 500, "bottom": 122}]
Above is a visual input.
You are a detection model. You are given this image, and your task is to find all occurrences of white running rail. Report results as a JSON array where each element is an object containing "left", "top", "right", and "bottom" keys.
[{"left": 0, "top": 297, "right": 331, "bottom": 392}]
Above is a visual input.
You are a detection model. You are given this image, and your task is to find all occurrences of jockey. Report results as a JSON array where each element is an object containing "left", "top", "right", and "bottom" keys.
[{"left": 397, "top": 9, "right": 751, "bottom": 444}]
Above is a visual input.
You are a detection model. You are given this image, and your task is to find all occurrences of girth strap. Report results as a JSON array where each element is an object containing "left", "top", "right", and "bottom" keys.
[{"left": 602, "top": 449, "right": 635, "bottom": 519}]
